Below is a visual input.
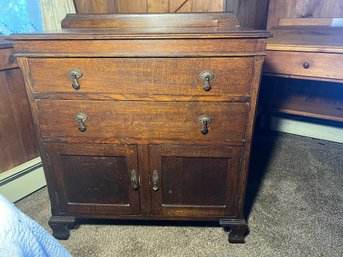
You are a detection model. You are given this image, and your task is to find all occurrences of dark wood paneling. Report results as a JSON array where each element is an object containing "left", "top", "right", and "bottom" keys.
[
  {"left": 73, "top": 0, "right": 118, "bottom": 13},
  {"left": 47, "top": 143, "right": 141, "bottom": 215},
  {"left": 73, "top": 0, "right": 226, "bottom": 13},
  {"left": 150, "top": 144, "right": 242, "bottom": 217},
  {"left": 228, "top": 0, "right": 270, "bottom": 29},
  {"left": 267, "top": 0, "right": 343, "bottom": 29},
  {"left": 61, "top": 155, "right": 130, "bottom": 204},
  {"left": 72, "top": 0, "right": 268, "bottom": 29},
  {"left": 161, "top": 156, "right": 229, "bottom": 205},
  {"left": 0, "top": 43, "right": 39, "bottom": 172}
]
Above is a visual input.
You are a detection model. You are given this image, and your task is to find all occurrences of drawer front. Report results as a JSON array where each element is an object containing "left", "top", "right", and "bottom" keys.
[
  {"left": 36, "top": 100, "right": 249, "bottom": 143},
  {"left": 28, "top": 57, "right": 254, "bottom": 96},
  {"left": 264, "top": 51, "right": 343, "bottom": 80}
]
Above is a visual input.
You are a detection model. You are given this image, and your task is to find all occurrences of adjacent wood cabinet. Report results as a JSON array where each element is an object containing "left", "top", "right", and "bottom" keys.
[
  {"left": 0, "top": 41, "right": 39, "bottom": 173},
  {"left": 10, "top": 13, "right": 270, "bottom": 243},
  {"left": 261, "top": 0, "right": 343, "bottom": 123}
]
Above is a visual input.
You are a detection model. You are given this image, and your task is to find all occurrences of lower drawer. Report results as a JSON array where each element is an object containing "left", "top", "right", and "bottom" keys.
[{"left": 36, "top": 100, "right": 249, "bottom": 143}]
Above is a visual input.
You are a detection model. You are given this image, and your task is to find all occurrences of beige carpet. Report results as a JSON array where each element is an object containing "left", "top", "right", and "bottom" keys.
[{"left": 16, "top": 132, "right": 343, "bottom": 257}]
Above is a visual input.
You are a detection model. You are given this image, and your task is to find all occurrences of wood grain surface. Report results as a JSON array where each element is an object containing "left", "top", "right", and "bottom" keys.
[
  {"left": 0, "top": 44, "right": 39, "bottom": 173},
  {"left": 28, "top": 57, "right": 254, "bottom": 96},
  {"left": 11, "top": 13, "right": 268, "bottom": 242}
]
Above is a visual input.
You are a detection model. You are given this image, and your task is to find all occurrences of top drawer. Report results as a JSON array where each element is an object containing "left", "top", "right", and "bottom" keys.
[
  {"left": 28, "top": 57, "right": 254, "bottom": 96},
  {"left": 264, "top": 51, "right": 343, "bottom": 81}
]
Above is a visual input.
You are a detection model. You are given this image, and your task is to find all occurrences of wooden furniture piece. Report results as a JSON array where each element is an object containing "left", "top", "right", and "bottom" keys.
[
  {"left": 262, "top": 0, "right": 343, "bottom": 122},
  {"left": 263, "top": 20, "right": 343, "bottom": 122},
  {"left": 73, "top": 0, "right": 270, "bottom": 29},
  {"left": 73, "top": 0, "right": 226, "bottom": 13},
  {"left": 10, "top": 13, "right": 270, "bottom": 243},
  {"left": 0, "top": 40, "right": 39, "bottom": 172}
]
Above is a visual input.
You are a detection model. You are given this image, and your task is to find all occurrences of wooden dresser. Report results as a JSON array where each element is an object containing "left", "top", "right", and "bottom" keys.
[{"left": 10, "top": 13, "right": 270, "bottom": 243}]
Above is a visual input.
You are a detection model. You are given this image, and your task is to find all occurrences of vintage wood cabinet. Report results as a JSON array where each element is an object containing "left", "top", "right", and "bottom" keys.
[
  {"left": 0, "top": 40, "right": 39, "bottom": 172},
  {"left": 10, "top": 13, "right": 270, "bottom": 243}
]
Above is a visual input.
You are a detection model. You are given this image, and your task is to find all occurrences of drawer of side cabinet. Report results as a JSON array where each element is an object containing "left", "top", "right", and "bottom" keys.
[
  {"left": 264, "top": 51, "right": 343, "bottom": 80},
  {"left": 36, "top": 100, "right": 249, "bottom": 143},
  {"left": 28, "top": 57, "right": 254, "bottom": 96}
]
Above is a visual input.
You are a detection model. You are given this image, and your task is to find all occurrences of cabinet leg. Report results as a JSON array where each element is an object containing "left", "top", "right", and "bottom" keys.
[
  {"left": 219, "top": 219, "right": 248, "bottom": 244},
  {"left": 48, "top": 216, "right": 79, "bottom": 240}
]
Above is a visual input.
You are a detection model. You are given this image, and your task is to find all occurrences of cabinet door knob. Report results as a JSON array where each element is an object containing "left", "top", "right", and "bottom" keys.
[
  {"left": 67, "top": 69, "right": 83, "bottom": 90},
  {"left": 130, "top": 170, "right": 139, "bottom": 190},
  {"left": 152, "top": 170, "right": 159, "bottom": 191},
  {"left": 199, "top": 71, "right": 214, "bottom": 91},
  {"left": 74, "top": 113, "right": 88, "bottom": 132},
  {"left": 198, "top": 115, "right": 212, "bottom": 135},
  {"left": 303, "top": 62, "right": 310, "bottom": 69}
]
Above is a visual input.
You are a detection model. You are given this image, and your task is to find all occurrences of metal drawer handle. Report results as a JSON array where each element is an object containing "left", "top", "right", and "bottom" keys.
[
  {"left": 67, "top": 69, "right": 83, "bottom": 90},
  {"left": 152, "top": 170, "right": 159, "bottom": 191},
  {"left": 130, "top": 170, "right": 139, "bottom": 190},
  {"left": 303, "top": 62, "right": 310, "bottom": 69},
  {"left": 198, "top": 115, "right": 212, "bottom": 135},
  {"left": 199, "top": 71, "right": 214, "bottom": 91},
  {"left": 74, "top": 113, "right": 88, "bottom": 132}
]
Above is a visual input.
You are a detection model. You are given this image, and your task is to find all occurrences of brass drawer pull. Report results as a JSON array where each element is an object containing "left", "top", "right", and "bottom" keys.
[
  {"left": 74, "top": 113, "right": 88, "bottom": 132},
  {"left": 130, "top": 170, "right": 139, "bottom": 190},
  {"left": 199, "top": 71, "right": 214, "bottom": 91},
  {"left": 303, "top": 62, "right": 310, "bottom": 69},
  {"left": 67, "top": 69, "right": 83, "bottom": 90},
  {"left": 198, "top": 115, "right": 212, "bottom": 135},
  {"left": 152, "top": 170, "right": 159, "bottom": 191}
]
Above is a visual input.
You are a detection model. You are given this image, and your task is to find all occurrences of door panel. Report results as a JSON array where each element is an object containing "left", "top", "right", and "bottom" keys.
[
  {"left": 46, "top": 143, "right": 141, "bottom": 216},
  {"left": 161, "top": 157, "right": 228, "bottom": 206},
  {"left": 150, "top": 144, "right": 242, "bottom": 217}
]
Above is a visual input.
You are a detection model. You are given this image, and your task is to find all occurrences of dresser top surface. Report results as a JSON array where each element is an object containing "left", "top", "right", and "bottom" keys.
[
  {"left": 9, "top": 13, "right": 271, "bottom": 41},
  {"left": 267, "top": 26, "right": 343, "bottom": 53}
]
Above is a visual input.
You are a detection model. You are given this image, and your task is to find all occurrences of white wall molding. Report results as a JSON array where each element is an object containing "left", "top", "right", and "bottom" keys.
[
  {"left": 270, "top": 115, "right": 343, "bottom": 144},
  {"left": 0, "top": 157, "right": 46, "bottom": 202}
]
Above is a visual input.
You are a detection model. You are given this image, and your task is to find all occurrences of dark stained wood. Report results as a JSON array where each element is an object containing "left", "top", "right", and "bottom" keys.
[
  {"left": 13, "top": 38, "right": 266, "bottom": 58},
  {"left": 266, "top": 27, "right": 343, "bottom": 53},
  {"left": 61, "top": 13, "right": 239, "bottom": 29},
  {"left": 266, "top": 77, "right": 343, "bottom": 122},
  {"left": 266, "top": 0, "right": 343, "bottom": 29},
  {"left": 28, "top": 57, "right": 254, "bottom": 96},
  {"left": 36, "top": 100, "right": 249, "bottom": 143},
  {"left": 0, "top": 47, "right": 17, "bottom": 71},
  {"left": 150, "top": 144, "right": 242, "bottom": 217},
  {"left": 0, "top": 42, "right": 39, "bottom": 173},
  {"left": 72, "top": 0, "right": 268, "bottom": 29},
  {"left": 11, "top": 13, "right": 269, "bottom": 243},
  {"left": 46, "top": 143, "right": 141, "bottom": 215},
  {"left": 231, "top": 0, "right": 270, "bottom": 29},
  {"left": 73, "top": 0, "right": 226, "bottom": 14},
  {"left": 264, "top": 51, "right": 343, "bottom": 81},
  {"left": 263, "top": 5, "right": 343, "bottom": 122},
  {"left": 73, "top": 0, "right": 119, "bottom": 13}
]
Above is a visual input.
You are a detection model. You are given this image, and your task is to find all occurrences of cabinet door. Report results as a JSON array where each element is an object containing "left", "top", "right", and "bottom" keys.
[
  {"left": 149, "top": 144, "right": 242, "bottom": 218},
  {"left": 47, "top": 143, "right": 140, "bottom": 216}
]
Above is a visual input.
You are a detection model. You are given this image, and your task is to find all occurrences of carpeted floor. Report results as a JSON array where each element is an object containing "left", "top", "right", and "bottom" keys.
[{"left": 16, "top": 132, "right": 343, "bottom": 257}]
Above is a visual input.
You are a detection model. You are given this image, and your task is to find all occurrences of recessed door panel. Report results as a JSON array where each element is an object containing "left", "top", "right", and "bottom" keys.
[
  {"left": 150, "top": 144, "right": 243, "bottom": 217},
  {"left": 47, "top": 143, "right": 140, "bottom": 216}
]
